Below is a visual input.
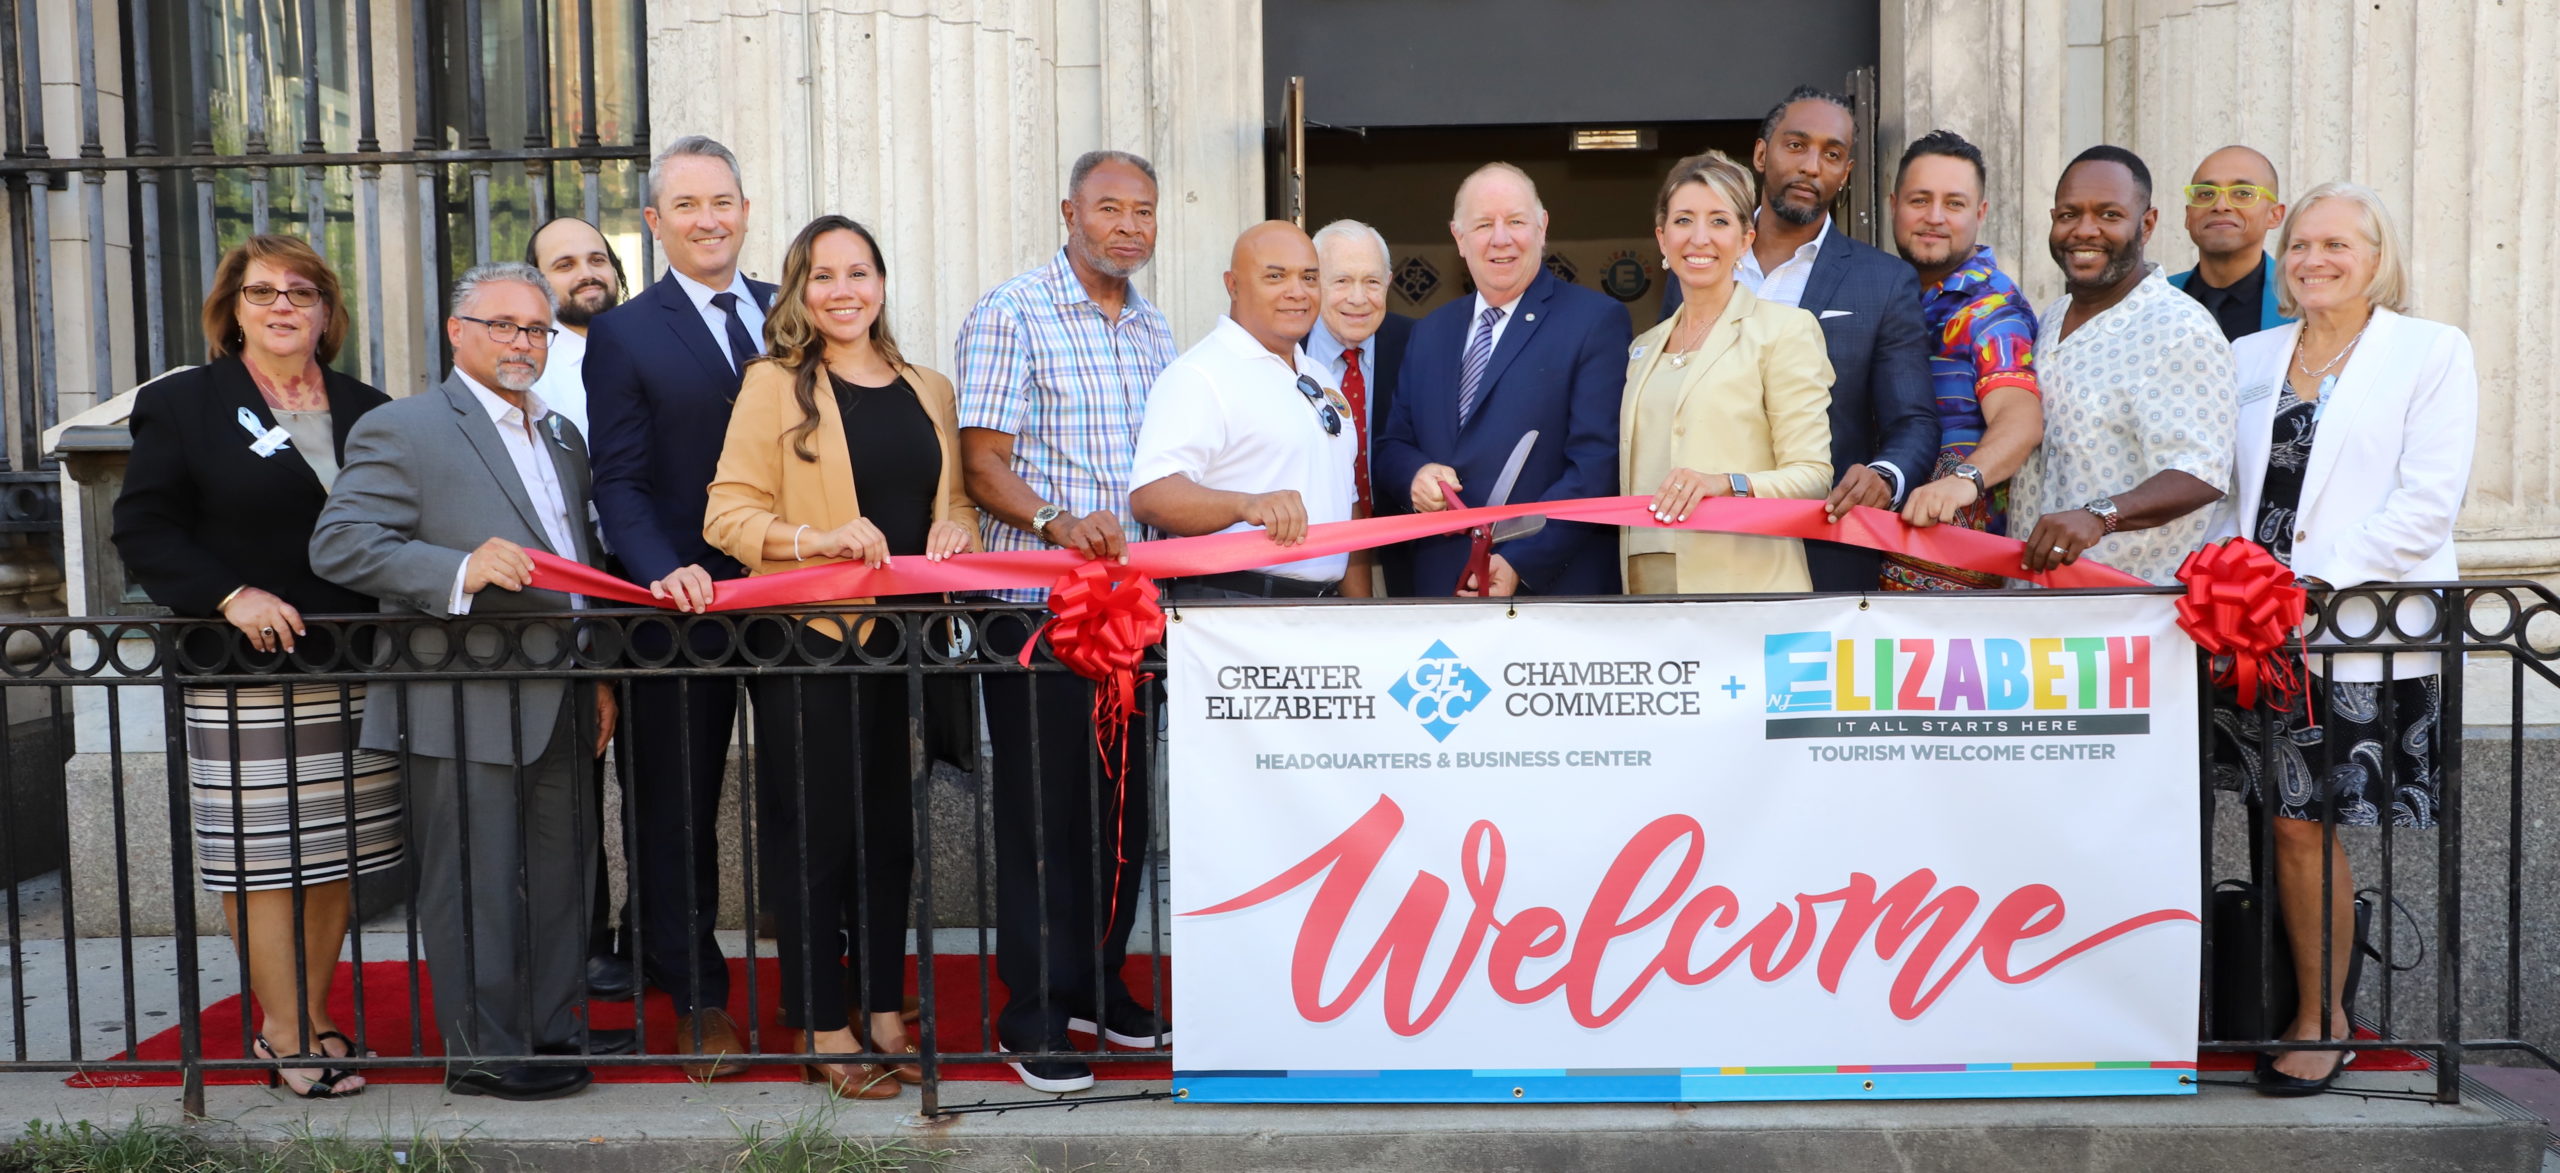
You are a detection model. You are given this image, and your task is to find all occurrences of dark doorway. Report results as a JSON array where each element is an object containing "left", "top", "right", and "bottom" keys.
[{"left": 1298, "top": 122, "right": 1757, "bottom": 337}]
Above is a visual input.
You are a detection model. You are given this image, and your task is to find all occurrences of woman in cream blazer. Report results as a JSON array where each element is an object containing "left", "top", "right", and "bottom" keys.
[
  {"left": 1622, "top": 150, "right": 1834, "bottom": 595},
  {"left": 2211, "top": 184, "right": 2476, "bottom": 1096},
  {"left": 702, "top": 215, "right": 976, "bottom": 1100}
]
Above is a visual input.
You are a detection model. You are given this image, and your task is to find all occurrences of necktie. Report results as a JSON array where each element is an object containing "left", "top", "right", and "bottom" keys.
[
  {"left": 1457, "top": 305, "right": 1502, "bottom": 427},
  {"left": 1340, "top": 346, "right": 1371, "bottom": 510},
  {"left": 709, "top": 290, "right": 760, "bottom": 376}
]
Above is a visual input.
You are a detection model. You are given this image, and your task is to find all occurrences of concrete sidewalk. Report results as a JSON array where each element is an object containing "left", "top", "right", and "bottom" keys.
[{"left": 1, "top": 1062, "right": 2549, "bottom": 1173}]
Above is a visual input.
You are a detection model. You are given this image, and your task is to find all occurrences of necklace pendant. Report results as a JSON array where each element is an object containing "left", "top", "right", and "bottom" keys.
[{"left": 1668, "top": 352, "right": 1687, "bottom": 368}]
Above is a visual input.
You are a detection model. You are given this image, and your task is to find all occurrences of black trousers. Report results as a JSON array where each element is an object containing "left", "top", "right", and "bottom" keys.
[
  {"left": 749, "top": 639, "right": 916, "bottom": 1031},
  {"left": 980, "top": 661, "right": 1152, "bottom": 1047},
  {"left": 620, "top": 671, "right": 740, "bottom": 1014}
]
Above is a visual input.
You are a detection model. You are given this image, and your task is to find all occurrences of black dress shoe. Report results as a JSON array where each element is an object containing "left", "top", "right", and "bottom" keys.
[
  {"left": 445, "top": 1064, "right": 593, "bottom": 1101},
  {"left": 537, "top": 1028, "right": 637, "bottom": 1057},
  {"left": 585, "top": 953, "right": 637, "bottom": 999}
]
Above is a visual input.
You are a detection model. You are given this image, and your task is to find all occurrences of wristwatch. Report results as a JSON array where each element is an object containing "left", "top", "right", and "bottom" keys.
[
  {"left": 2082, "top": 496, "right": 2121, "bottom": 534},
  {"left": 1028, "top": 504, "right": 1064, "bottom": 543},
  {"left": 1726, "top": 473, "right": 1752, "bottom": 498},
  {"left": 1953, "top": 463, "right": 1987, "bottom": 497}
]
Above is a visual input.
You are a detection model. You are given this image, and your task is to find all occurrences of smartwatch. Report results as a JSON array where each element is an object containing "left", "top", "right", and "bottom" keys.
[
  {"left": 1726, "top": 473, "right": 1752, "bottom": 498},
  {"left": 1028, "top": 504, "right": 1064, "bottom": 542}
]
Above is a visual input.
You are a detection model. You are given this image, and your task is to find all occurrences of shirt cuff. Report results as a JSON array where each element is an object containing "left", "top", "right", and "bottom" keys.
[
  {"left": 449, "top": 559, "right": 476, "bottom": 616},
  {"left": 1867, "top": 461, "right": 1907, "bottom": 506}
]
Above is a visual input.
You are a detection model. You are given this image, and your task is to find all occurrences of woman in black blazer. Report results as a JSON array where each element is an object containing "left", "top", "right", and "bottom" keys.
[{"left": 113, "top": 234, "right": 395, "bottom": 1098}]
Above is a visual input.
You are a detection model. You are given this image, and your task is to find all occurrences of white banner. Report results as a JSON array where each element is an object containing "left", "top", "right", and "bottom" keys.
[{"left": 1168, "top": 594, "right": 2200, "bottom": 1103}]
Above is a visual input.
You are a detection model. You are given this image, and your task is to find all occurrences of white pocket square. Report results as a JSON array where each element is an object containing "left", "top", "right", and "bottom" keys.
[{"left": 1819, "top": 309, "right": 1855, "bottom": 320}]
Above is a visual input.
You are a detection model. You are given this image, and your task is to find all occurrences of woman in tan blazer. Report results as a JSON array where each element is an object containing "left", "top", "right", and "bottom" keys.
[
  {"left": 704, "top": 214, "right": 976, "bottom": 1099},
  {"left": 1623, "top": 150, "right": 1836, "bottom": 594}
]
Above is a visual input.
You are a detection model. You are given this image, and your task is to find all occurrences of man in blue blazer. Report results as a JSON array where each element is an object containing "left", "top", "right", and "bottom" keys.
[
  {"left": 1376, "top": 163, "right": 1631, "bottom": 598},
  {"left": 580, "top": 135, "right": 770, "bottom": 1075},
  {"left": 1663, "top": 87, "right": 1940, "bottom": 592}
]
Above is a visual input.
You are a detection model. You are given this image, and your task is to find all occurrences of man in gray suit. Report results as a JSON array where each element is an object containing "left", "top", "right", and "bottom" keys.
[{"left": 311, "top": 262, "right": 619, "bottom": 1101}]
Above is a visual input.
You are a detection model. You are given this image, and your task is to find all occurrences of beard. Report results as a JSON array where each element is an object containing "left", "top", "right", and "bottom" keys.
[
  {"left": 493, "top": 357, "right": 541, "bottom": 392},
  {"left": 1765, "top": 180, "right": 1828, "bottom": 227},
  {"left": 554, "top": 280, "right": 618, "bottom": 329},
  {"left": 2055, "top": 233, "right": 2147, "bottom": 293},
  {"left": 1073, "top": 234, "right": 1151, "bottom": 280}
]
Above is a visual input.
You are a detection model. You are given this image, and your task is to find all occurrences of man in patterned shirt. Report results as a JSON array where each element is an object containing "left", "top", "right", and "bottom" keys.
[
  {"left": 1884, "top": 130, "right": 2045, "bottom": 590},
  {"left": 2013, "top": 145, "right": 2237, "bottom": 585},
  {"left": 955, "top": 148, "right": 1177, "bottom": 1093}
]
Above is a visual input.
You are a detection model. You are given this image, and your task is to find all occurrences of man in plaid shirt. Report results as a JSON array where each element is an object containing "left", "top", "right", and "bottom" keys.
[{"left": 955, "top": 149, "right": 1177, "bottom": 1093}]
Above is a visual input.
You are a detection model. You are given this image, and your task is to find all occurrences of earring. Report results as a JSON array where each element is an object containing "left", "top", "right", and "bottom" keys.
[{"left": 1660, "top": 255, "right": 1670, "bottom": 270}]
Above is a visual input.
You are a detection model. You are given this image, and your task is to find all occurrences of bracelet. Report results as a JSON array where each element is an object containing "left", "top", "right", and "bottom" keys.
[
  {"left": 216, "top": 585, "right": 249, "bottom": 614},
  {"left": 793, "top": 524, "right": 811, "bottom": 561}
]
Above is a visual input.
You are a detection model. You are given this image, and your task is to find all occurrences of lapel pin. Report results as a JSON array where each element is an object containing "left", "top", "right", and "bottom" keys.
[{"left": 1525, "top": 312, "right": 1537, "bottom": 322}]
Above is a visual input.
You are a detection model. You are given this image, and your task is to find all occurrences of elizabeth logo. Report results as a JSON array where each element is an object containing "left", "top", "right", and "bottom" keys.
[
  {"left": 1388, "top": 640, "right": 1488, "bottom": 742},
  {"left": 1602, "top": 250, "right": 1652, "bottom": 303}
]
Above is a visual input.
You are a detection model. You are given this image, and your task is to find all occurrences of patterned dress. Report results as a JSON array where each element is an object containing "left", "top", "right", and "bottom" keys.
[
  {"left": 2207, "top": 387, "right": 2442, "bottom": 827},
  {"left": 1882, "top": 246, "right": 2040, "bottom": 591}
]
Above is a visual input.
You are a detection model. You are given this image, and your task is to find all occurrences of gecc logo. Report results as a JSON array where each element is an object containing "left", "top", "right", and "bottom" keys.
[{"left": 1388, "top": 640, "right": 1488, "bottom": 743}]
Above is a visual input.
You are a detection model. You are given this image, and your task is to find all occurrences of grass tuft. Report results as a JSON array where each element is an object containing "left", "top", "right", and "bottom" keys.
[{"left": 723, "top": 1106, "right": 959, "bottom": 1173}]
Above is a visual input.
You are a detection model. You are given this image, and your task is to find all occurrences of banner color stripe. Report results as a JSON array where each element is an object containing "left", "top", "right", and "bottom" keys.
[{"left": 1174, "top": 1064, "right": 2197, "bottom": 1103}]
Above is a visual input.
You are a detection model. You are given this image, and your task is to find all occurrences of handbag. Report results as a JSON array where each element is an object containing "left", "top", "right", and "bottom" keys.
[
  {"left": 2207, "top": 879, "right": 2419, "bottom": 1042},
  {"left": 918, "top": 611, "right": 982, "bottom": 773}
]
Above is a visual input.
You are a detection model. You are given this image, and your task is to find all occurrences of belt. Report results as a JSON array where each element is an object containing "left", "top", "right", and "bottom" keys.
[{"left": 1181, "top": 570, "right": 1342, "bottom": 599}]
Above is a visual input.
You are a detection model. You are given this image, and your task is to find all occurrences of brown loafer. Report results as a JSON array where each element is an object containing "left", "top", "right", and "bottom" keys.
[{"left": 677, "top": 1008, "right": 749, "bottom": 1080}]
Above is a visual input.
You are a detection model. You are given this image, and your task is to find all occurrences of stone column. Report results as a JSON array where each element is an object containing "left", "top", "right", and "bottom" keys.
[{"left": 643, "top": 0, "right": 1264, "bottom": 367}]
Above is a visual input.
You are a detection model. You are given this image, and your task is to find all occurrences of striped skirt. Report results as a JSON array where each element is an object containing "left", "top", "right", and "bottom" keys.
[{"left": 183, "top": 682, "right": 404, "bottom": 893}]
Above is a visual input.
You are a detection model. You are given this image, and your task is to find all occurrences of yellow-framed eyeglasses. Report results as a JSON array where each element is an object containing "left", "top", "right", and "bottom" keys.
[{"left": 2182, "top": 183, "right": 2277, "bottom": 209}]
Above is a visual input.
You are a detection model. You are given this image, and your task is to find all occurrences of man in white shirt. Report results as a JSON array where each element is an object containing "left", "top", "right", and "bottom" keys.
[
  {"left": 524, "top": 216, "right": 627, "bottom": 436},
  {"left": 310, "top": 262, "right": 617, "bottom": 1100},
  {"left": 1131, "top": 221, "right": 1362, "bottom": 598}
]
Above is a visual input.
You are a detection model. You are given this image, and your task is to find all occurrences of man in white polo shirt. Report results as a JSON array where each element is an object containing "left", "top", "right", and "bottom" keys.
[{"left": 1131, "top": 220, "right": 1363, "bottom": 598}]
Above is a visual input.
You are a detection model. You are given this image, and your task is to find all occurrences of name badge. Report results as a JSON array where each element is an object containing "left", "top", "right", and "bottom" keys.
[
  {"left": 236, "top": 406, "right": 293, "bottom": 457},
  {"left": 2235, "top": 380, "right": 2278, "bottom": 409}
]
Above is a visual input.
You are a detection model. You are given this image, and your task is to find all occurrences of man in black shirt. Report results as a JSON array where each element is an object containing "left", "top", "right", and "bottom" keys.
[{"left": 2169, "top": 144, "right": 2295, "bottom": 341}]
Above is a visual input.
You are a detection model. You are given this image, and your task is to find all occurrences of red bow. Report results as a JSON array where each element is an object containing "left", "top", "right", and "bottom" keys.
[
  {"left": 1018, "top": 562, "right": 1166, "bottom": 944},
  {"left": 2174, "top": 539, "right": 2307, "bottom": 711}
]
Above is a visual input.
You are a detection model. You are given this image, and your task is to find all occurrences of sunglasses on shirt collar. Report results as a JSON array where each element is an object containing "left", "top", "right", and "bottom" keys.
[{"left": 1293, "top": 375, "right": 1343, "bottom": 436}]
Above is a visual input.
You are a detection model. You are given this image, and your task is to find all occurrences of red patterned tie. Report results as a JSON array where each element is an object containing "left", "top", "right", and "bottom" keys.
[{"left": 1341, "top": 346, "right": 1371, "bottom": 511}]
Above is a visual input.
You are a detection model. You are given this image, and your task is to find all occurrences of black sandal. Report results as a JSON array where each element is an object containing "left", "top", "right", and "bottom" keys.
[
  {"left": 315, "top": 1030, "right": 373, "bottom": 1089},
  {"left": 255, "top": 1036, "right": 365, "bottom": 1099},
  {"left": 2257, "top": 1046, "right": 2356, "bottom": 1097}
]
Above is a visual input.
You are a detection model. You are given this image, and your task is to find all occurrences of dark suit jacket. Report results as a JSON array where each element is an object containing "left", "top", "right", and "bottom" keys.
[
  {"left": 1663, "top": 224, "right": 1939, "bottom": 590},
  {"left": 113, "top": 355, "right": 390, "bottom": 618},
  {"left": 583, "top": 271, "right": 779, "bottom": 585},
  {"left": 1355, "top": 312, "right": 1418, "bottom": 595},
  {"left": 1375, "top": 269, "right": 1632, "bottom": 597}
]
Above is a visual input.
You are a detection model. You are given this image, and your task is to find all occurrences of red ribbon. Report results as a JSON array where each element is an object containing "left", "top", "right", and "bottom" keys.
[
  {"left": 2173, "top": 539, "right": 2308, "bottom": 711},
  {"left": 527, "top": 495, "right": 2148, "bottom": 610}
]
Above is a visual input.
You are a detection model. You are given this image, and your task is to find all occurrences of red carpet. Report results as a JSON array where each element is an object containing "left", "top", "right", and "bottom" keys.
[
  {"left": 2197, "top": 1027, "right": 2426, "bottom": 1072},
  {"left": 66, "top": 955, "right": 1171, "bottom": 1087}
]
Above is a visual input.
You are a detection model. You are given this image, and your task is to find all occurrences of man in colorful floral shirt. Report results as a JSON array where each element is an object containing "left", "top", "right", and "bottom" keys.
[{"left": 1882, "top": 129, "right": 2045, "bottom": 590}]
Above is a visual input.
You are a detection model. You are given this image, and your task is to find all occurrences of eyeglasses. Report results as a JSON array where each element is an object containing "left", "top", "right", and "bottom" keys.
[
  {"left": 454, "top": 314, "right": 559, "bottom": 348},
  {"left": 240, "top": 283, "right": 323, "bottom": 308},
  {"left": 1293, "top": 375, "right": 1343, "bottom": 436},
  {"left": 2182, "top": 183, "right": 2277, "bottom": 209}
]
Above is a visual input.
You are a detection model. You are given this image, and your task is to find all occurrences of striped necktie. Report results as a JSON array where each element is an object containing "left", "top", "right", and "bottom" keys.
[{"left": 1457, "top": 304, "right": 1503, "bottom": 427}]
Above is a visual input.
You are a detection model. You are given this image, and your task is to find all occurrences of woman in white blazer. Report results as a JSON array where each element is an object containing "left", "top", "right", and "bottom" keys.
[{"left": 2214, "top": 183, "right": 2477, "bottom": 1095}]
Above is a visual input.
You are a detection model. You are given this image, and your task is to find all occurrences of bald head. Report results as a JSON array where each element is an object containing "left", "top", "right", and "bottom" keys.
[
  {"left": 1224, "top": 220, "right": 1320, "bottom": 358},
  {"left": 2185, "top": 144, "right": 2287, "bottom": 265}
]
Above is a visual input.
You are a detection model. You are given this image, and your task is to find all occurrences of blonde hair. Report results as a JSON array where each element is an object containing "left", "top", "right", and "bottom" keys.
[
  {"left": 2273, "top": 182, "right": 2409, "bottom": 317},
  {"left": 1654, "top": 150, "right": 1757, "bottom": 230},
  {"left": 1451, "top": 162, "right": 1544, "bottom": 223}
]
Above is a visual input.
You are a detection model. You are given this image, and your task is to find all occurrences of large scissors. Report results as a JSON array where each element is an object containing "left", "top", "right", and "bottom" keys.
[{"left": 1440, "top": 430, "right": 1545, "bottom": 596}]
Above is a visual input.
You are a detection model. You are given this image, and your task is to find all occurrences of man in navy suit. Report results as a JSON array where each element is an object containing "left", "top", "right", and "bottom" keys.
[
  {"left": 581, "top": 134, "right": 768, "bottom": 1077},
  {"left": 1304, "top": 219, "right": 1416, "bottom": 594},
  {"left": 1663, "top": 86, "right": 1940, "bottom": 591},
  {"left": 1376, "top": 163, "right": 1630, "bottom": 598}
]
